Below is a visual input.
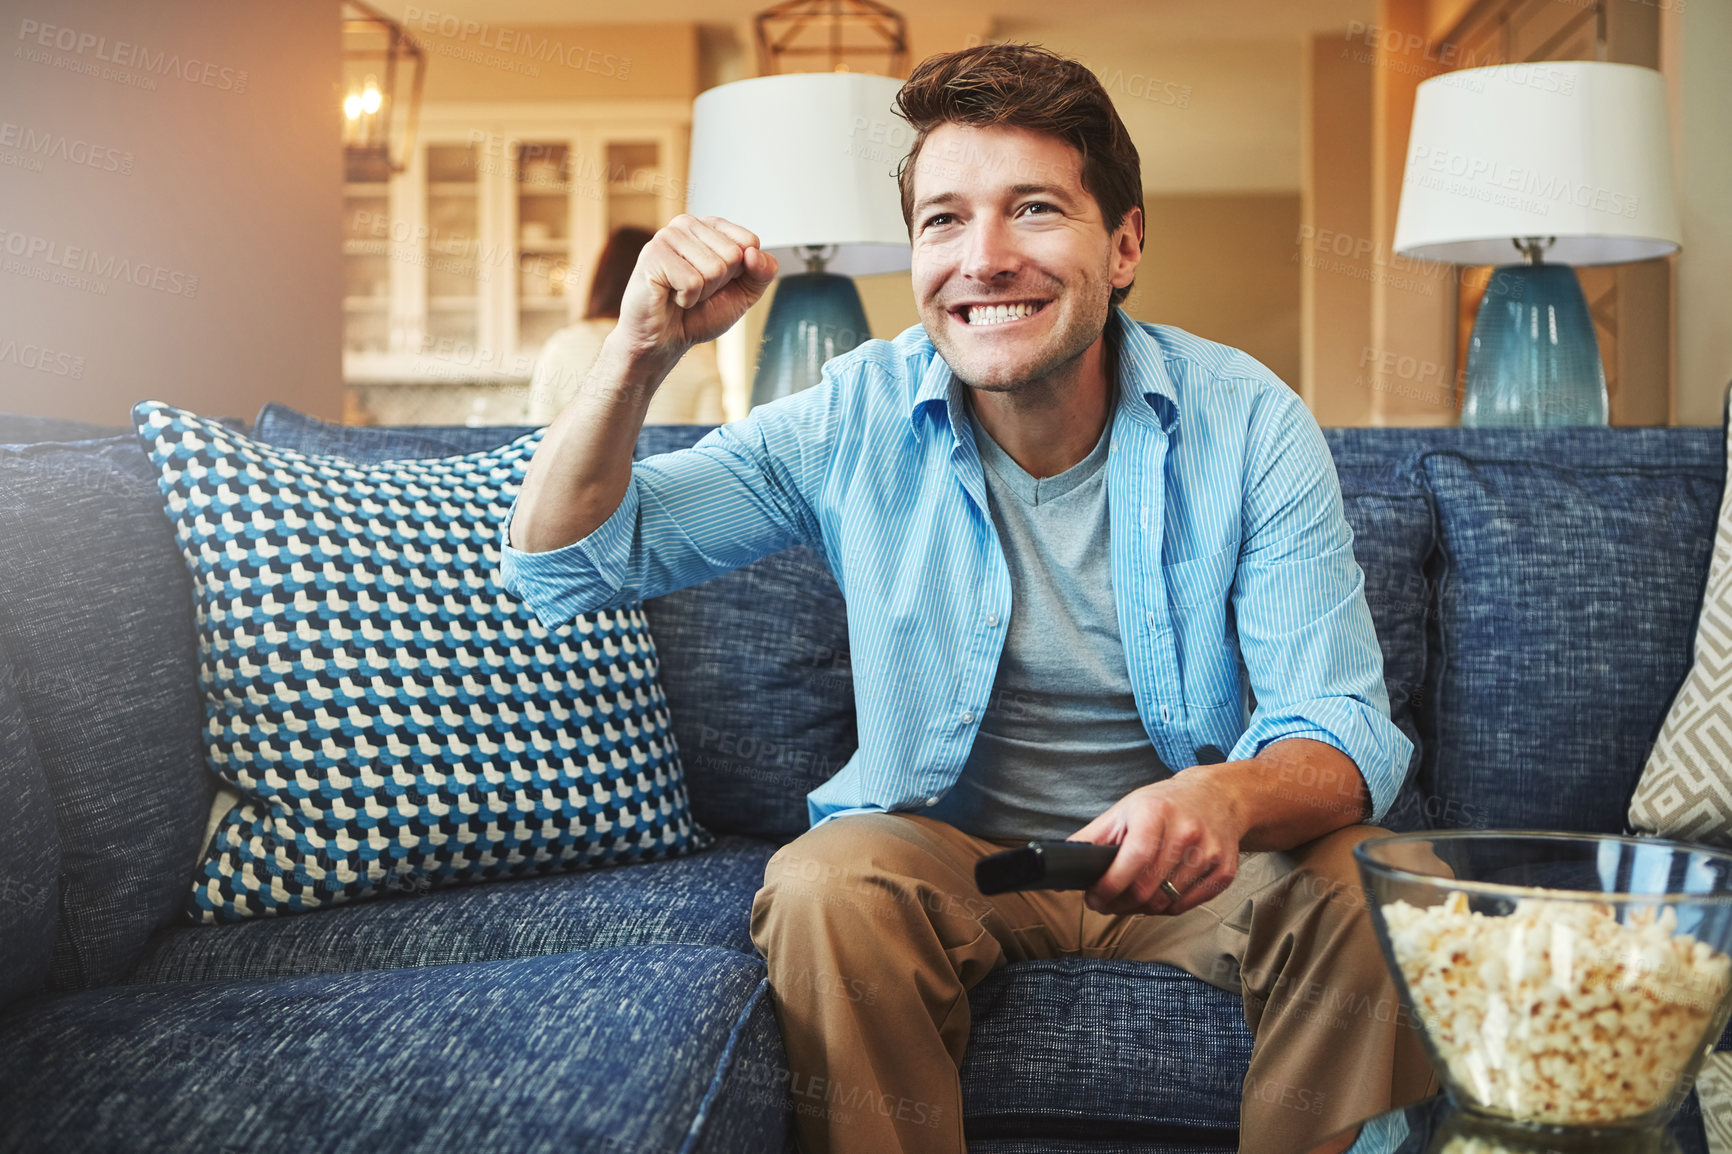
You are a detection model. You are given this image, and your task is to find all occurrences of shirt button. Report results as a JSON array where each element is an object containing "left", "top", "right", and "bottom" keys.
[
  {"left": 961, "top": 709, "right": 975, "bottom": 724},
  {"left": 986, "top": 613, "right": 1000, "bottom": 627},
  {"left": 926, "top": 796, "right": 941, "bottom": 807}
]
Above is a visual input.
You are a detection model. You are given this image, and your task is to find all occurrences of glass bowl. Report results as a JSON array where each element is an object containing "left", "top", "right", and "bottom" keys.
[{"left": 1354, "top": 830, "right": 1732, "bottom": 1135}]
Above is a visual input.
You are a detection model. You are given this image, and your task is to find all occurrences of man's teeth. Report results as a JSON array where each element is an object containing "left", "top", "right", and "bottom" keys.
[{"left": 964, "top": 301, "right": 1044, "bottom": 326}]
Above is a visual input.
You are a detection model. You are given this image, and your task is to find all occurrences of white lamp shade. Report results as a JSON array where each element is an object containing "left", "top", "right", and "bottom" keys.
[
  {"left": 1393, "top": 61, "right": 1681, "bottom": 266},
  {"left": 687, "top": 73, "right": 912, "bottom": 278}
]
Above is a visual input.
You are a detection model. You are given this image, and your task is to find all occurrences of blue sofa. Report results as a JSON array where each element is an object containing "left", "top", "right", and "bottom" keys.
[{"left": 0, "top": 402, "right": 1724, "bottom": 1153}]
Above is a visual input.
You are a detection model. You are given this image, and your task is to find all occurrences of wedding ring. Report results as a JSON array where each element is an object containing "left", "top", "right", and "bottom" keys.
[{"left": 1159, "top": 879, "right": 1183, "bottom": 904}]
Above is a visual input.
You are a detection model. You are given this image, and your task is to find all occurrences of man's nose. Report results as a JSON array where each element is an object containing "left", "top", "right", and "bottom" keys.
[{"left": 960, "top": 216, "right": 1020, "bottom": 283}]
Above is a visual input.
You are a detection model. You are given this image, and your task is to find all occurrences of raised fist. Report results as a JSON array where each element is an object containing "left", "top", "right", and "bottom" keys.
[{"left": 610, "top": 214, "right": 779, "bottom": 367}]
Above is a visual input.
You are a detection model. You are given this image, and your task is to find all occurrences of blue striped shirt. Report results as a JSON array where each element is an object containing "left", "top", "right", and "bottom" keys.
[{"left": 497, "top": 308, "right": 1410, "bottom": 828}]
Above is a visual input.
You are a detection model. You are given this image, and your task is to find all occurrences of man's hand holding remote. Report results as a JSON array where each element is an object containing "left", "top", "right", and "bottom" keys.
[
  {"left": 1069, "top": 770, "right": 1247, "bottom": 919},
  {"left": 509, "top": 214, "right": 778, "bottom": 556}
]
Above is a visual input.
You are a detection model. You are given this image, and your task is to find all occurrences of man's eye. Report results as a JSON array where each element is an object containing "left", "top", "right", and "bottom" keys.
[
  {"left": 1022, "top": 202, "right": 1056, "bottom": 216},
  {"left": 922, "top": 213, "right": 954, "bottom": 230}
]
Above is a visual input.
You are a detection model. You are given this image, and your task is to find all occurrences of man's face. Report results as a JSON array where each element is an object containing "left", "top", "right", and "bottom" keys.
[{"left": 908, "top": 122, "right": 1141, "bottom": 396}]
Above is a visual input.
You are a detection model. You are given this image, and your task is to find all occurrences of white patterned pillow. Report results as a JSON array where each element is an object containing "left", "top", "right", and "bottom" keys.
[
  {"left": 1631, "top": 386, "right": 1732, "bottom": 846},
  {"left": 132, "top": 401, "right": 709, "bottom": 922}
]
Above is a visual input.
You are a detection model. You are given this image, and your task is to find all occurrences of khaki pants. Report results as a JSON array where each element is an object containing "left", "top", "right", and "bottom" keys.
[{"left": 749, "top": 813, "right": 1436, "bottom": 1154}]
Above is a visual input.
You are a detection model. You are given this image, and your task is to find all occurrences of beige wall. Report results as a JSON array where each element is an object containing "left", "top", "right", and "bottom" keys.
[
  {"left": 0, "top": 1, "right": 343, "bottom": 425},
  {"left": 1302, "top": 32, "right": 1376, "bottom": 425},
  {"left": 1366, "top": 0, "right": 1455, "bottom": 425},
  {"left": 1665, "top": 0, "right": 1732, "bottom": 425},
  {"left": 989, "top": 25, "right": 1312, "bottom": 196},
  {"left": 1124, "top": 193, "right": 1303, "bottom": 390},
  {"left": 399, "top": 18, "right": 698, "bottom": 102}
]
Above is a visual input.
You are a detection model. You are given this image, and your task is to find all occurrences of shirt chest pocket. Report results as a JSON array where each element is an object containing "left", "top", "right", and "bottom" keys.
[
  {"left": 1166, "top": 543, "right": 1242, "bottom": 711},
  {"left": 1166, "top": 543, "right": 1237, "bottom": 609}
]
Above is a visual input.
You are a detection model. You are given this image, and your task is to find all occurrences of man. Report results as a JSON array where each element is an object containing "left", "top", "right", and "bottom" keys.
[{"left": 501, "top": 43, "right": 1434, "bottom": 1154}]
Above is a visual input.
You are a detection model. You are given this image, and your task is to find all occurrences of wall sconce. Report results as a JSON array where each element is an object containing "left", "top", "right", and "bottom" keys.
[{"left": 342, "top": 0, "right": 425, "bottom": 183}]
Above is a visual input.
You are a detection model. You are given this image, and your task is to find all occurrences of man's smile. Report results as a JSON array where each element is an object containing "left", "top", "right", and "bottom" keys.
[{"left": 948, "top": 299, "right": 1053, "bottom": 327}]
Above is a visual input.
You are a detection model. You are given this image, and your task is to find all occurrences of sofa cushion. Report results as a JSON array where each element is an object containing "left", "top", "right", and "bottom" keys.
[
  {"left": 0, "top": 416, "right": 129, "bottom": 444},
  {"left": 1330, "top": 461, "right": 1434, "bottom": 831},
  {"left": 1420, "top": 453, "right": 1721, "bottom": 834},
  {"left": 0, "top": 944, "right": 793, "bottom": 1154},
  {"left": 0, "top": 414, "right": 247, "bottom": 446},
  {"left": 133, "top": 401, "right": 710, "bottom": 922},
  {"left": 962, "top": 959, "right": 1251, "bottom": 1138},
  {"left": 127, "top": 834, "right": 775, "bottom": 983},
  {"left": 0, "top": 437, "right": 212, "bottom": 990},
  {"left": 253, "top": 405, "right": 857, "bottom": 843},
  {"left": 644, "top": 537, "right": 856, "bottom": 840},
  {"left": 0, "top": 648, "right": 59, "bottom": 1008}
]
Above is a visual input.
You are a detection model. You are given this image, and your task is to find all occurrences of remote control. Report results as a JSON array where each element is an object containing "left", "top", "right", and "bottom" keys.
[{"left": 975, "top": 840, "right": 1119, "bottom": 895}]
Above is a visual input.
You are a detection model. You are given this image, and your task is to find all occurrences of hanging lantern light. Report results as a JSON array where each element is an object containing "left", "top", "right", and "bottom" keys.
[
  {"left": 754, "top": 0, "right": 908, "bottom": 77},
  {"left": 341, "top": 0, "right": 425, "bottom": 182}
]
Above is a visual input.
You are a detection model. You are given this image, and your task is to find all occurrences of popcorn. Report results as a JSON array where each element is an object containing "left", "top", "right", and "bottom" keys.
[{"left": 1383, "top": 892, "right": 1732, "bottom": 1126}]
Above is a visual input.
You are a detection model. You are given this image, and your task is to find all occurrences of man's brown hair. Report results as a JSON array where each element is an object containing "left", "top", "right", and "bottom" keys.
[{"left": 893, "top": 43, "right": 1144, "bottom": 307}]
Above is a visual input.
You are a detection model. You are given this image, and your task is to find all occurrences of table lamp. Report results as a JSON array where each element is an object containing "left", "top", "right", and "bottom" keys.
[
  {"left": 1392, "top": 61, "right": 1681, "bottom": 426},
  {"left": 687, "top": 72, "right": 912, "bottom": 410}
]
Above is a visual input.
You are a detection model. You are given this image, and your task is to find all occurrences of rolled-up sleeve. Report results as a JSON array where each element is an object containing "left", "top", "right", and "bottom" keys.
[
  {"left": 497, "top": 480, "right": 643, "bottom": 630},
  {"left": 1226, "top": 388, "right": 1412, "bottom": 823},
  {"left": 495, "top": 372, "right": 841, "bottom": 630}
]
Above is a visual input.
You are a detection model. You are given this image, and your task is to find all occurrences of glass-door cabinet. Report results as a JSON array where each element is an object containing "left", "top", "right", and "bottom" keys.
[{"left": 341, "top": 102, "right": 689, "bottom": 424}]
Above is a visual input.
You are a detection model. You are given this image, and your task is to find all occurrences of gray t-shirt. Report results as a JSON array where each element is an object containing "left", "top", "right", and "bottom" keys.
[{"left": 925, "top": 408, "right": 1171, "bottom": 841}]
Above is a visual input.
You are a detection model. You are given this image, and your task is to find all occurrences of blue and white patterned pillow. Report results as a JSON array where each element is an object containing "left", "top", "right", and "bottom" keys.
[{"left": 132, "top": 401, "right": 710, "bottom": 922}]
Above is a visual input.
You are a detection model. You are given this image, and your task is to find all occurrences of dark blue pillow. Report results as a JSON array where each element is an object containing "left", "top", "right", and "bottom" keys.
[
  {"left": 1420, "top": 454, "right": 1721, "bottom": 834},
  {"left": 0, "top": 438, "right": 212, "bottom": 988},
  {"left": 0, "top": 646, "right": 60, "bottom": 1006},
  {"left": 253, "top": 405, "right": 855, "bottom": 842},
  {"left": 252, "top": 402, "right": 505, "bottom": 461}
]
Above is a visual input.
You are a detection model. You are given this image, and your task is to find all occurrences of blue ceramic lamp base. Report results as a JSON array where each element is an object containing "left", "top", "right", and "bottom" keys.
[
  {"left": 751, "top": 272, "right": 872, "bottom": 411},
  {"left": 1461, "top": 262, "right": 1608, "bottom": 427}
]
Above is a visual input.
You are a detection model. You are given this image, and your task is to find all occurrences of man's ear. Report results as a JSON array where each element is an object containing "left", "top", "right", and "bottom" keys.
[{"left": 1111, "top": 205, "right": 1144, "bottom": 291}]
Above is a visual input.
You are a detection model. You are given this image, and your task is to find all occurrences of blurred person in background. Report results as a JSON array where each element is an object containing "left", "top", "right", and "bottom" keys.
[{"left": 528, "top": 226, "right": 726, "bottom": 426}]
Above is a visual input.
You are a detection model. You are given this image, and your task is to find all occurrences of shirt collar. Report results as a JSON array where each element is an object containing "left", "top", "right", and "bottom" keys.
[{"left": 906, "top": 307, "right": 1180, "bottom": 442}]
